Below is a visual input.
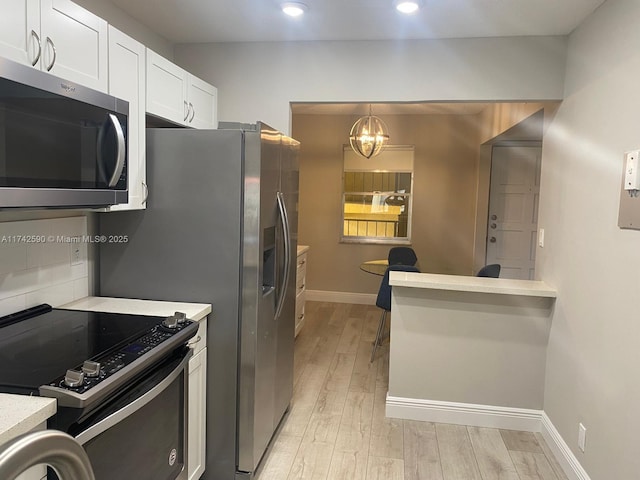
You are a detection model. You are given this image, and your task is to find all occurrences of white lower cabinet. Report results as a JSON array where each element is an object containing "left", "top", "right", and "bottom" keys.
[
  {"left": 187, "top": 318, "right": 207, "bottom": 480},
  {"left": 295, "top": 246, "right": 309, "bottom": 337}
]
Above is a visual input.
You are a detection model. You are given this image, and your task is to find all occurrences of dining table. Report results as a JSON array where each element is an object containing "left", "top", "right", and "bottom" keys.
[{"left": 359, "top": 259, "right": 389, "bottom": 276}]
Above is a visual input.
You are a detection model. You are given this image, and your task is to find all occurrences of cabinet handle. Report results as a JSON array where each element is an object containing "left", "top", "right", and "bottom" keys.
[
  {"left": 30, "top": 30, "right": 41, "bottom": 66},
  {"left": 142, "top": 182, "right": 149, "bottom": 204},
  {"left": 183, "top": 100, "right": 189, "bottom": 121},
  {"left": 188, "top": 102, "right": 195, "bottom": 122},
  {"left": 45, "top": 37, "right": 56, "bottom": 71},
  {"left": 298, "top": 259, "right": 306, "bottom": 266},
  {"left": 187, "top": 335, "right": 202, "bottom": 346},
  {"left": 297, "top": 314, "right": 304, "bottom": 320}
]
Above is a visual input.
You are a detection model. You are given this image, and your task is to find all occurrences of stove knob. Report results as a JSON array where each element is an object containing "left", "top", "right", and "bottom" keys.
[
  {"left": 63, "top": 369, "right": 85, "bottom": 388},
  {"left": 162, "top": 315, "right": 179, "bottom": 329},
  {"left": 82, "top": 360, "right": 101, "bottom": 378},
  {"left": 174, "top": 311, "right": 187, "bottom": 324}
]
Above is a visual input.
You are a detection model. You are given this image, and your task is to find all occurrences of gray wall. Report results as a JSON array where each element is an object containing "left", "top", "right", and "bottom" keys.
[
  {"left": 175, "top": 36, "right": 567, "bottom": 135},
  {"left": 537, "top": 0, "right": 640, "bottom": 477},
  {"left": 72, "top": 0, "right": 174, "bottom": 58}
]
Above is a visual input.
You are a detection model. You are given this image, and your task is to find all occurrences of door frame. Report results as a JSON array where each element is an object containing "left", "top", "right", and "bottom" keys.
[{"left": 473, "top": 140, "right": 542, "bottom": 276}]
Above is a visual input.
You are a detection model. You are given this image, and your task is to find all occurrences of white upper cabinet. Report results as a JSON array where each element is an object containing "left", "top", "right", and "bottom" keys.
[
  {"left": 147, "top": 49, "right": 217, "bottom": 129},
  {"left": 188, "top": 74, "right": 218, "bottom": 129},
  {"left": 40, "top": 0, "right": 108, "bottom": 91},
  {"left": 0, "top": 0, "right": 108, "bottom": 92},
  {"left": 146, "top": 50, "right": 189, "bottom": 125},
  {"left": 0, "top": 0, "right": 39, "bottom": 66},
  {"left": 106, "top": 26, "right": 146, "bottom": 211}
]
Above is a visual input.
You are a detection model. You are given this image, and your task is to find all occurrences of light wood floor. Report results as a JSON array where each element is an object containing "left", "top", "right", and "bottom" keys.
[{"left": 256, "top": 301, "right": 569, "bottom": 480}]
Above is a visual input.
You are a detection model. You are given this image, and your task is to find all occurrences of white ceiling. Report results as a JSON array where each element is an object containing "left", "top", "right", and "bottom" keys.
[{"left": 107, "top": 0, "right": 606, "bottom": 44}]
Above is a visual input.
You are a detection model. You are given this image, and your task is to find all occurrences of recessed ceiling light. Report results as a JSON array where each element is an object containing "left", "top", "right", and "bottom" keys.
[
  {"left": 281, "top": 2, "right": 308, "bottom": 17},
  {"left": 394, "top": 0, "right": 422, "bottom": 14}
]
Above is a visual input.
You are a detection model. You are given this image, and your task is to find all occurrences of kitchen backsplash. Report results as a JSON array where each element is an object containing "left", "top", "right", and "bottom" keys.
[{"left": 0, "top": 216, "right": 90, "bottom": 316}]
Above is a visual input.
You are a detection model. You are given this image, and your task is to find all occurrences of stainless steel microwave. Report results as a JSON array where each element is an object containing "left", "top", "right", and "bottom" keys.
[{"left": 0, "top": 57, "right": 128, "bottom": 208}]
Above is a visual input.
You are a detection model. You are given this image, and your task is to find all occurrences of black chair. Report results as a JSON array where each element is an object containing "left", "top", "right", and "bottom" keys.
[
  {"left": 371, "top": 264, "right": 420, "bottom": 362},
  {"left": 477, "top": 264, "right": 501, "bottom": 278},
  {"left": 387, "top": 246, "right": 418, "bottom": 266}
]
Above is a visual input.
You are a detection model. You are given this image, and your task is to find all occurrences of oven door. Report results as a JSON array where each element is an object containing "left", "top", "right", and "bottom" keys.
[{"left": 50, "top": 349, "right": 191, "bottom": 480}]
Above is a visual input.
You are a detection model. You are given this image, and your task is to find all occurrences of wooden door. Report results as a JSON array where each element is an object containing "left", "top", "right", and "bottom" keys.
[{"left": 486, "top": 145, "right": 541, "bottom": 280}]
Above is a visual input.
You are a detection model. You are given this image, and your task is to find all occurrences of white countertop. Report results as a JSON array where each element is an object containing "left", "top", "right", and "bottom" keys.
[
  {"left": 297, "top": 244, "right": 309, "bottom": 256},
  {"left": 61, "top": 296, "right": 212, "bottom": 321},
  {"left": 389, "top": 272, "right": 557, "bottom": 298},
  {"left": 0, "top": 394, "right": 56, "bottom": 446}
]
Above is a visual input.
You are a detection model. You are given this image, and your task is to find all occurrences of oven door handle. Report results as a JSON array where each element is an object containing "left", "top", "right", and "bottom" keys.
[{"left": 75, "top": 351, "right": 192, "bottom": 446}]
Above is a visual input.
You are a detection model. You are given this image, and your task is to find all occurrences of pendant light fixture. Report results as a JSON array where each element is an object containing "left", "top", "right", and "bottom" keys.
[{"left": 349, "top": 105, "right": 390, "bottom": 159}]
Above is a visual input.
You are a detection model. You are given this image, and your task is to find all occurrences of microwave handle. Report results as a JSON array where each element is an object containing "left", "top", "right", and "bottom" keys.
[{"left": 97, "top": 114, "right": 126, "bottom": 188}]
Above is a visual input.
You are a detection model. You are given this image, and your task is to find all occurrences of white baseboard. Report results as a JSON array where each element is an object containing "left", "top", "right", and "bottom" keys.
[
  {"left": 385, "top": 395, "right": 591, "bottom": 480},
  {"left": 306, "top": 289, "right": 376, "bottom": 305},
  {"left": 385, "top": 394, "right": 543, "bottom": 431},
  {"left": 541, "top": 412, "right": 592, "bottom": 480}
]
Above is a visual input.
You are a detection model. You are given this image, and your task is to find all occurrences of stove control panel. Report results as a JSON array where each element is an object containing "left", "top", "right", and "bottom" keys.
[{"left": 49, "top": 312, "right": 194, "bottom": 394}]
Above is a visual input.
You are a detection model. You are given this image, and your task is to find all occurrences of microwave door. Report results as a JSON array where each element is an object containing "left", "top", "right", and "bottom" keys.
[{"left": 96, "top": 113, "right": 126, "bottom": 187}]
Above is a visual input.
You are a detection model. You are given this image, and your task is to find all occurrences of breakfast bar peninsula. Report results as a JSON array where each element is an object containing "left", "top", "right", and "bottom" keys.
[{"left": 385, "top": 272, "right": 557, "bottom": 431}]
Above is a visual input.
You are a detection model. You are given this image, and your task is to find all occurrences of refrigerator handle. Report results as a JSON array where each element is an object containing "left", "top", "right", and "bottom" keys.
[{"left": 275, "top": 191, "right": 291, "bottom": 319}]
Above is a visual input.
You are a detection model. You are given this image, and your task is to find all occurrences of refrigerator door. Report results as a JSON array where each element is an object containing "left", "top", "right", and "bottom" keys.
[
  {"left": 237, "top": 123, "right": 298, "bottom": 474},
  {"left": 273, "top": 134, "right": 299, "bottom": 428},
  {"left": 238, "top": 124, "right": 275, "bottom": 474}
]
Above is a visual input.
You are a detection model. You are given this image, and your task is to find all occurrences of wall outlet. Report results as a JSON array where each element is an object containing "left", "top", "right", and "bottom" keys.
[
  {"left": 578, "top": 423, "right": 587, "bottom": 452},
  {"left": 71, "top": 245, "right": 82, "bottom": 266}
]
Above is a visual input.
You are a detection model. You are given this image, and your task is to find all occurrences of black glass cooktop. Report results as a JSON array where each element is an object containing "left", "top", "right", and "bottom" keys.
[{"left": 0, "top": 305, "right": 163, "bottom": 394}]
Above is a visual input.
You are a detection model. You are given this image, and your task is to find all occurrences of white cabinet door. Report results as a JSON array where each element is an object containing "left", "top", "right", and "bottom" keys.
[
  {"left": 146, "top": 49, "right": 217, "bottom": 129},
  {"left": 187, "top": 346, "right": 207, "bottom": 480},
  {"left": 40, "top": 0, "right": 108, "bottom": 92},
  {"left": 107, "top": 26, "right": 147, "bottom": 211},
  {"left": 146, "top": 49, "right": 188, "bottom": 125},
  {"left": 187, "top": 75, "right": 217, "bottom": 129},
  {"left": 0, "top": 0, "right": 40, "bottom": 66}
]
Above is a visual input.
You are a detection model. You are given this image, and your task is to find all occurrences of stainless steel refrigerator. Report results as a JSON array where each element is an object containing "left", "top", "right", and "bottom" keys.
[{"left": 98, "top": 122, "right": 299, "bottom": 480}]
